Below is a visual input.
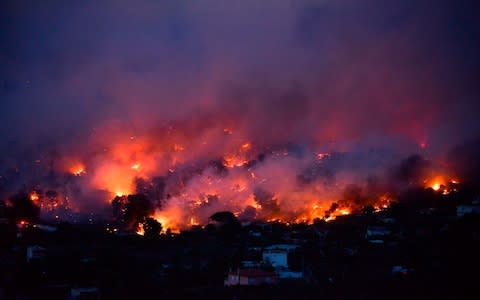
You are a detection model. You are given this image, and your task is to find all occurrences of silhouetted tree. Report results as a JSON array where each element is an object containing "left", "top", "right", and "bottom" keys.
[
  {"left": 363, "top": 205, "right": 375, "bottom": 215},
  {"left": 111, "top": 194, "right": 153, "bottom": 230},
  {"left": 143, "top": 217, "right": 162, "bottom": 238},
  {"left": 210, "top": 211, "right": 238, "bottom": 224},
  {"left": 210, "top": 211, "right": 241, "bottom": 240},
  {"left": 9, "top": 193, "right": 40, "bottom": 222},
  {"left": 112, "top": 195, "right": 126, "bottom": 223},
  {"left": 125, "top": 194, "right": 152, "bottom": 228}
]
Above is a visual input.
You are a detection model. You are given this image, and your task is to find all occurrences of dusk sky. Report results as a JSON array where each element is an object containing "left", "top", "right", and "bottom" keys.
[{"left": 1, "top": 0, "right": 479, "bottom": 153}]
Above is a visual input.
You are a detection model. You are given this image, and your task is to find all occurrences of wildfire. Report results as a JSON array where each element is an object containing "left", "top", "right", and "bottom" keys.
[
  {"left": 425, "top": 176, "right": 460, "bottom": 195},
  {"left": 153, "top": 211, "right": 180, "bottom": 234},
  {"left": 136, "top": 223, "right": 145, "bottom": 236},
  {"left": 241, "top": 142, "right": 251, "bottom": 150},
  {"left": 223, "top": 155, "right": 248, "bottom": 168},
  {"left": 70, "top": 163, "right": 86, "bottom": 176},
  {"left": 432, "top": 183, "right": 441, "bottom": 191},
  {"left": 30, "top": 191, "right": 39, "bottom": 202},
  {"left": 317, "top": 152, "right": 331, "bottom": 161},
  {"left": 131, "top": 163, "right": 141, "bottom": 171},
  {"left": 189, "top": 217, "right": 199, "bottom": 226}
]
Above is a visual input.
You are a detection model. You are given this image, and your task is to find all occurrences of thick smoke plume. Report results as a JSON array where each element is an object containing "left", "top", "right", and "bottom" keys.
[{"left": 0, "top": 0, "right": 479, "bottom": 229}]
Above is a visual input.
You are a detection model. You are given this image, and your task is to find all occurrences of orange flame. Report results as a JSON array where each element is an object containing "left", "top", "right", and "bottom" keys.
[
  {"left": 136, "top": 223, "right": 145, "bottom": 236},
  {"left": 69, "top": 163, "right": 86, "bottom": 176},
  {"left": 30, "top": 192, "right": 39, "bottom": 202}
]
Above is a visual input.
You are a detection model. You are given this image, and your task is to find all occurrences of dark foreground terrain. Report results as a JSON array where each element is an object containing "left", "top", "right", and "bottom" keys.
[{"left": 1, "top": 188, "right": 480, "bottom": 300}]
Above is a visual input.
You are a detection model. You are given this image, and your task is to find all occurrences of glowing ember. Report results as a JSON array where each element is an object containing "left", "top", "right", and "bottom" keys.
[
  {"left": 70, "top": 163, "right": 86, "bottom": 176},
  {"left": 189, "top": 217, "right": 199, "bottom": 226},
  {"left": 241, "top": 142, "right": 251, "bottom": 150},
  {"left": 317, "top": 153, "right": 331, "bottom": 160},
  {"left": 131, "top": 163, "right": 141, "bottom": 170},
  {"left": 136, "top": 223, "right": 144, "bottom": 236},
  {"left": 115, "top": 191, "right": 127, "bottom": 197},
  {"left": 223, "top": 155, "right": 248, "bottom": 168},
  {"left": 30, "top": 192, "right": 39, "bottom": 202},
  {"left": 425, "top": 176, "right": 460, "bottom": 195}
]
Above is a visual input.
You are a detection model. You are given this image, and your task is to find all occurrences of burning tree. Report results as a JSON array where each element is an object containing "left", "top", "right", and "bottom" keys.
[
  {"left": 111, "top": 194, "right": 153, "bottom": 231},
  {"left": 143, "top": 217, "right": 162, "bottom": 238}
]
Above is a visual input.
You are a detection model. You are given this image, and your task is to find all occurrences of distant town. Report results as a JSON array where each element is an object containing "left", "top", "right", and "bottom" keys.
[{"left": 1, "top": 184, "right": 479, "bottom": 299}]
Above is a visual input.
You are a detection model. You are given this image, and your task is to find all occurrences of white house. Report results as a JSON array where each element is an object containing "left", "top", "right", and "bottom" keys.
[{"left": 262, "top": 250, "right": 288, "bottom": 268}]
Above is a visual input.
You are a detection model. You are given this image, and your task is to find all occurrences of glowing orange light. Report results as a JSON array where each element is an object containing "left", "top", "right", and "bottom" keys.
[
  {"left": 115, "top": 191, "right": 126, "bottom": 197},
  {"left": 317, "top": 153, "right": 331, "bottom": 160},
  {"left": 136, "top": 223, "right": 145, "bottom": 236},
  {"left": 189, "top": 217, "right": 199, "bottom": 226},
  {"left": 241, "top": 143, "right": 251, "bottom": 150},
  {"left": 223, "top": 155, "right": 248, "bottom": 168},
  {"left": 71, "top": 165, "right": 85, "bottom": 176},
  {"left": 425, "top": 176, "right": 446, "bottom": 191},
  {"left": 30, "top": 192, "right": 39, "bottom": 202},
  {"left": 131, "top": 163, "right": 141, "bottom": 170}
]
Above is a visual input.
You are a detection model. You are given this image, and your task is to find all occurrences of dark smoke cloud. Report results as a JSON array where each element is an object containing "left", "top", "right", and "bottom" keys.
[
  {"left": 448, "top": 138, "right": 480, "bottom": 188},
  {"left": 0, "top": 0, "right": 479, "bottom": 224},
  {"left": 1, "top": 0, "right": 479, "bottom": 152}
]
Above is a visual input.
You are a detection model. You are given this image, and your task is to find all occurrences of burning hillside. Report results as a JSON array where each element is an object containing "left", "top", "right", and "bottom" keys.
[{"left": 0, "top": 123, "right": 470, "bottom": 234}]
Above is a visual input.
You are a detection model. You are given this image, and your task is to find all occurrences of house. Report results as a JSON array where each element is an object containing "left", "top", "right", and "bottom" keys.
[
  {"left": 262, "top": 250, "right": 288, "bottom": 268},
  {"left": 456, "top": 205, "right": 480, "bottom": 217},
  {"left": 224, "top": 269, "right": 277, "bottom": 286},
  {"left": 26, "top": 245, "right": 47, "bottom": 263}
]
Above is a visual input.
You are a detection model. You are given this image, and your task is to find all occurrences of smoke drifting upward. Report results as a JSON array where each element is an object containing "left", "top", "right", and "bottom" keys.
[{"left": 0, "top": 1, "right": 479, "bottom": 228}]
